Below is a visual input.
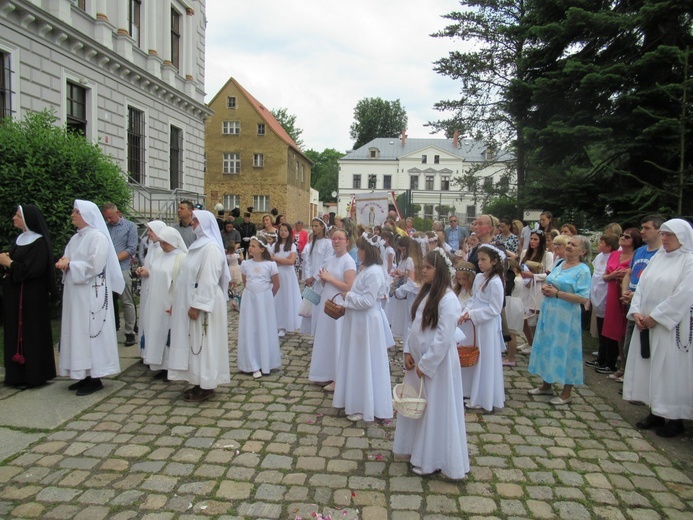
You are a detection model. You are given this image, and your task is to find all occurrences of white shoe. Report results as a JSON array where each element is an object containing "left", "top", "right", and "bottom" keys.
[
  {"left": 323, "top": 382, "right": 335, "bottom": 392},
  {"left": 347, "top": 413, "right": 363, "bottom": 422},
  {"left": 252, "top": 370, "right": 262, "bottom": 379},
  {"left": 278, "top": 329, "right": 286, "bottom": 337}
]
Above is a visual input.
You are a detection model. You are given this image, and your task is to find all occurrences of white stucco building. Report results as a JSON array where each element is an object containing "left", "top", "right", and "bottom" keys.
[
  {"left": 338, "top": 134, "right": 512, "bottom": 225},
  {"left": 0, "top": 0, "right": 211, "bottom": 218}
]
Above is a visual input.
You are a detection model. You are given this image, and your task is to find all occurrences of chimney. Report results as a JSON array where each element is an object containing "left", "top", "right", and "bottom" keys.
[
  {"left": 401, "top": 129, "right": 407, "bottom": 146},
  {"left": 453, "top": 129, "right": 459, "bottom": 147}
]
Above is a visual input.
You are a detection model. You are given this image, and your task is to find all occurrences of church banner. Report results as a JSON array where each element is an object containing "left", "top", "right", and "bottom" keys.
[{"left": 352, "top": 192, "right": 391, "bottom": 228}]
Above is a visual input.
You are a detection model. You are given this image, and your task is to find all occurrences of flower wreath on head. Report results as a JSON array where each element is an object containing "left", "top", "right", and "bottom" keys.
[
  {"left": 248, "top": 235, "right": 269, "bottom": 247},
  {"left": 362, "top": 231, "right": 385, "bottom": 254},
  {"left": 478, "top": 243, "right": 507, "bottom": 261},
  {"left": 433, "top": 247, "right": 455, "bottom": 278}
]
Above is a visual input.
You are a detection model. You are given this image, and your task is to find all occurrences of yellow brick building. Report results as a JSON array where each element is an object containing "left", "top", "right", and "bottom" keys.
[{"left": 205, "top": 77, "right": 312, "bottom": 225}]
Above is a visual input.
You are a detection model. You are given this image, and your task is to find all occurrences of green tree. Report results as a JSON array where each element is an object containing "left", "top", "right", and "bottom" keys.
[
  {"left": 349, "top": 97, "right": 408, "bottom": 149},
  {"left": 0, "top": 110, "right": 130, "bottom": 257},
  {"left": 304, "top": 148, "right": 343, "bottom": 202},
  {"left": 431, "top": 1, "right": 531, "bottom": 217},
  {"left": 522, "top": 0, "right": 693, "bottom": 223},
  {"left": 271, "top": 107, "right": 304, "bottom": 149}
]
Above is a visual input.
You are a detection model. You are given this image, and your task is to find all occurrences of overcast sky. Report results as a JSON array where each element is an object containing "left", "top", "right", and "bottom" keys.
[{"left": 204, "top": 0, "right": 466, "bottom": 153}]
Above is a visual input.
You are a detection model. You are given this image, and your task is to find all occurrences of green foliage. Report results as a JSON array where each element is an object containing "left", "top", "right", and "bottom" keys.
[
  {"left": 0, "top": 110, "right": 130, "bottom": 257},
  {"left": 304, "top": 148, "right": 343, "bottom": 202},
  {"left": 413, "top": 217, "right": 433, "bottom": 232},
  {"left": 349, "top": 97, "right": 408, "bottom": 149},
  {"left": 271, "top": 107, "right": 304, "bottom": 149},
  {"left": 482, "top": 196, "right": 518, "bottom": 220}
]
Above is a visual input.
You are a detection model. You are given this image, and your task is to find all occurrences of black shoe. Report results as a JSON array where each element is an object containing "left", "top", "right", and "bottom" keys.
[
  {"left": 656, "top": 419, "right": 685, "bottom": 438},
  {"left": 585, "top": 360, "right": 601, "bottom": 367},
  {"left": 124, "top": 334, "right": 136, "bottom": 346},
  {"left": 68, "top": 377, "right": 91, "bottom": 391},
  {"left": 76, "top": 378, "right": 103, "bottom": 396},
  {"left": 636, "top": 413, "right": 665, "bottom": 430},
  {"left": 595, "top": 366, "right": 616, "bottom": 374},
  {"left": 153, "top": 370, "right": 169, "bottom": 382}
]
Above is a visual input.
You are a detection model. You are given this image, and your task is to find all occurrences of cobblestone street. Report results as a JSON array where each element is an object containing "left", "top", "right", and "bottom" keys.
[{"left": 0, "top": 306, "right": 692, "bottom": 519}]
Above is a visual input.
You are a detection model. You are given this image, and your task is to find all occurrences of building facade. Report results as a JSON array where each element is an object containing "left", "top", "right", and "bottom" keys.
[
  {"left": 337, "top": 135, "right": 511, "bottom": 225},
  {"left": 0, "top": 0, "right": 211, "bottom": 220},
  {"left": 205, "top": 77, "right": 312, "bottom": 226}
]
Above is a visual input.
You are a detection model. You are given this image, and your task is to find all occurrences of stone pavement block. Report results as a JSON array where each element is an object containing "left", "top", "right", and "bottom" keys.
[
  {"left": 236, "top": 501, "right": 282, "bottom": 518},
  {"left": 10, "top": 502, "right": 45, "bottom": 518},
  {"left": 216, "top": 480, "right": 253, "bottom": 500}
]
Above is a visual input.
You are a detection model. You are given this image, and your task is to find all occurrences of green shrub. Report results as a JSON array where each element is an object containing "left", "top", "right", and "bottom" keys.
[{"left": 0, "top": 111, "right": 130, "bottom": 257}]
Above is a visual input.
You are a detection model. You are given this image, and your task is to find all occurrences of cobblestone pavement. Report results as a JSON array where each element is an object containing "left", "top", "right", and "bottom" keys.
[{"left": 1, "top": 307, "right": 692, "bottom": 519}]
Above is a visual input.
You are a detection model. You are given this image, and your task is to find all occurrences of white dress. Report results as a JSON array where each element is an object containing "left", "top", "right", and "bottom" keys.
[
  {"left": 461, "top": 274, "right": 506, "bottom": 411},
  {"left": 237, "top": 260, "right": 282, "bottom": 374},
  {"left": 590, "top": 252, "right": 609, "bottom": 318},
  {"left": 273, "top": 244, "right": 302, "bottom": 332},
  {"left": 520, "top": 250, "right": 554, "bottom": 312},
  {"left": 393, "top": 290, "right": 470, "bottom": 479},
  {"left": 300, "top": 237, "right": 334, "bottom": 335},
  {"left": 333, "top": 265, "right": 393, "bottom": 421},
  {"left": 388, "top": 257, "right": 415, "bottom": 339},
  {"left": 143, "top": 250, "right": 186, "bottom": 371},
  {"left": 167, "top": 242, "right": 230, "bottom": 389},
  {"left": 506, "top": 275, "right": 526, "bottom": 333},
  {"left": 623, "top": 248, "right": 693, "bottom": 419},
  {"left": 58, "top": 227, "right": 120, "bottom": 379},
  {"left": 138, "top": 243, "right": 162, "bottom": 355},
  {"left": 309, "top": 253, "right": 356, "bottom": 382}
]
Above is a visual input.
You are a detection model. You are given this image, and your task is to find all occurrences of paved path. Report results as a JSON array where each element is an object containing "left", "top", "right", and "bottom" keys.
[{"left": 0, "top": 308, "right": 692, "bottom": 519}]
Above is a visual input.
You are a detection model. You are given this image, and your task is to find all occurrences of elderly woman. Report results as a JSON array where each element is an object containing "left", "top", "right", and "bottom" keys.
[
  {"left": 527, "top": 235, "right": 592, "bottom": 405},
  {"left": 0, "top": 205, "right": 57, "bottom": 389},
  {"left": 624, "top": 219, "right": 693, "bottom": 438}
]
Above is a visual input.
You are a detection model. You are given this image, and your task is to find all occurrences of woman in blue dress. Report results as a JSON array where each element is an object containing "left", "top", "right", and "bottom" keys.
[{"left": 527, "top": 235, "right": 592, "bottom": 405}]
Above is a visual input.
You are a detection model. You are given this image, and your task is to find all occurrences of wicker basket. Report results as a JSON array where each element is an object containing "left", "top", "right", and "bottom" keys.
[
  {"left": 458, "top": 322, "right": 479, "bottom": 367},
  {"left": 393, "top": 378, "right": 427, "bottom": 419},
  {"left": 324, "top": 294, "right": 346, "bottom": 320},
  {"left": 302, "top": 286, "right": 321, "bottom": 305}
]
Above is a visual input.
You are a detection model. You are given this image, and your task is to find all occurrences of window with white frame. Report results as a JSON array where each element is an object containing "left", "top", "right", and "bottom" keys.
[
  {"left": 425, "top": 175, "right": 434, "bottom": 190},
  {"left": 170, "top": 125, "right": 183, "bottom": 189},
  {"left": 127, "top": 106, "right": 146, "bottom": 184},
  {"left": 253, "top": 153, "right": 264, "bottom": 167},
  {"left": 383, "top": 175, "right": 391, "bottom": 190},
  {"left": 223, "top": 153, "right": 240, "bottom": 174},
  {"left": 410, "top": 176, "right": 419, "bottom": 190},
  {"left": 424, "top": 204, "right": 434, "bottom": 221},
  {"left": 222, "top": 121, "right": 240, "bottom": 134},
  {"left": 170, "top": 8, "right": 180, "bottom": 69},
  {"left": 227, "top": 96, "right": 236, "bottom": 109},
  {"left": 441, "top": 175, "right": 450, "bottom": 191},
  {"left": 66, "top": 81, "right": 87, "bottom": 135},
  {"left": 434, "top": 155, "right": 440, "bottom": 164},
  {"left": 353, "top": 174, "right": 361, "bottom": 189},
  {"left": 257, "top": 123, "right": 265, "bottom": 135},
  {"left": 223, "top": 194, "right": 240, "bottom": 211},
  {"left": 128, "top": 0, "right": 141, "bottom": 46},
  {"left": 253, "top": 195, "right": 270, "bottom": 212},
  {"left": 0, "top": 51, "right": 14, "bottom": 118},
  {"left": 421, "top": 155, "right": 427, "bottom": 164}
]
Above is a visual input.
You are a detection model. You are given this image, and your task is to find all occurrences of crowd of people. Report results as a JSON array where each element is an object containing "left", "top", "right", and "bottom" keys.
[{"left": 2, "top": 201, "right": 692, "bottom": 479}]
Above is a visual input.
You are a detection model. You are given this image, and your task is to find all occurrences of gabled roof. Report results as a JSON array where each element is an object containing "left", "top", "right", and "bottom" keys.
[
  {"left": 341, "top": 137, "right": 512, "bottom": 162},
  {"left": 208, "top": 77, "right": 311, "bottom": 163}
]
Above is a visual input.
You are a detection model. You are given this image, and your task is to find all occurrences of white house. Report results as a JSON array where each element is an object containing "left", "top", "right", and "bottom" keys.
[
  {"left": 338, "top": 133, "right": 512, "bottom": 225},
  {"left": 0, "top": 0, "right": 212, "bottom": 220}
]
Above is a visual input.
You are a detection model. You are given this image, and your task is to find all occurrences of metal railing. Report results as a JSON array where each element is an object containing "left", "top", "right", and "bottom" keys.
[{"left": 127, "top": 178, "right": 206, "bottom": 227}]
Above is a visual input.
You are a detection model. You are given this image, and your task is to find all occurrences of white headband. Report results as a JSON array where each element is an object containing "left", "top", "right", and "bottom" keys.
[
  {"left": 478, "top": 243, "right": 507, "bottom": 261},
  {"left": 433, "top": 247, "right": 455, "bottom": 278}
]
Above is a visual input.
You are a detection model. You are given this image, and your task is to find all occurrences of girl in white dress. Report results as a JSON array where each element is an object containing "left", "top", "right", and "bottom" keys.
[
  {"left": 141, "top": 227, "right": 187, "bottom": 380},
  {"left": 333, "top": 233, "right": 393, "bottom": 422},
  {"left": 271, "top": 223, "right": 302, "bottom": 336},
  {"left": 309, "top": 228, "right": 356, "bottom": 390},
  {"left": 393, "top": 248, "right": 470, "bottom": 479},
  {"left": 300, "top": 218, "right": 334, "bottom": 335},
  {"left": 379, "top": 230, "right": 396, "bottom": 315},
  {"left": 460, "top": 244, "right": 506, "bottom": 412},
  {"left": 167, "top": 210, "right": 231, "bottom": 403},
  {"left": 389, "top": 236, "right": 423, "bottom": 341},
  {"left": 238, "top": 236, "right": 281, "bottom": 379}
]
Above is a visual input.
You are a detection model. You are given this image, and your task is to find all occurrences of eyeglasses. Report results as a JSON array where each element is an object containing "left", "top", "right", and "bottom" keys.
[
  {"left": 450, "top": 219, "right": 458, "bottom": 223},
  {"left": 621, "top": 234, "right": 632, "bottom": 239}
]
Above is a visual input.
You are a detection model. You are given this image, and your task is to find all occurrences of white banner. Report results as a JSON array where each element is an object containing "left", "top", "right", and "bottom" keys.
[{"left": 353, "top": 192, "right": 390, "bottom": 227}]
